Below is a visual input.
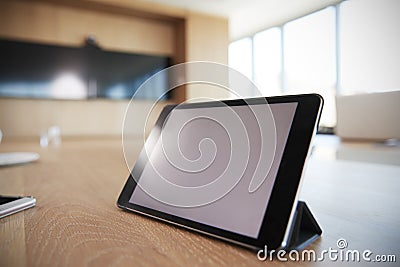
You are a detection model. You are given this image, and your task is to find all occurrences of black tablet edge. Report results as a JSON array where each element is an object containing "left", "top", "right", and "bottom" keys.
[
  {"left": 117, "top": 93, "right": 323, "bottom": 251},
  {"left": 267, "top": 94, "right": 323, "bottom": 250}
]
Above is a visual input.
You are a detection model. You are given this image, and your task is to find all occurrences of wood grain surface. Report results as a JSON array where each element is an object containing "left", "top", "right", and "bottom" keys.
[{"left": 0, "top": 138, "right": 399, "bottom": 267}]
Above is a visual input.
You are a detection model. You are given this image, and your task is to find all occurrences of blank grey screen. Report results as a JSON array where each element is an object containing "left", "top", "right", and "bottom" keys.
[{"left": 129, "top": 103, "right": 297, "bottom": 238}]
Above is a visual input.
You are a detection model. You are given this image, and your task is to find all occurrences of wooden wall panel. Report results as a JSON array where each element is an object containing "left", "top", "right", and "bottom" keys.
[
  {"left": 0, "top": 98, "right": 169, "bottom": 138},
  {"left": 185, "top": 12, "right": 230, "bottom": 100},
  {"left": 0, "top": 0, "right": 175, "bottom": 55}
]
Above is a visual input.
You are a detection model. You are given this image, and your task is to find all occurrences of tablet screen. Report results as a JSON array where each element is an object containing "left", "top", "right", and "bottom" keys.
[{"left": 128, "top": 102, "right": 298, "bottom": 238}]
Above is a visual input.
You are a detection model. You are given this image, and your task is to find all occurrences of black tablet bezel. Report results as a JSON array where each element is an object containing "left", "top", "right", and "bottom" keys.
[{"left": 117, "top": 94, "right": 323, "bottom": 250}]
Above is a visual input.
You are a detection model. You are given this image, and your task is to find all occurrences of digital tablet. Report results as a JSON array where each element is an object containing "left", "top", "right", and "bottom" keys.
[{"left": 118, "top": 94, "right": 323, "bottom": 250}]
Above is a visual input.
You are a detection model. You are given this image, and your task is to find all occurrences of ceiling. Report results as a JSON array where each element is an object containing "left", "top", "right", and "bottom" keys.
[{"left": 144, "top": 0, "right": 342, "bottom": 40}]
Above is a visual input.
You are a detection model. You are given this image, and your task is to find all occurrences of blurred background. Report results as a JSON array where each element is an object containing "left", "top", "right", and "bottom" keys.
[{"left": 0, "top": 0, "right": 399, "bottom": 141}]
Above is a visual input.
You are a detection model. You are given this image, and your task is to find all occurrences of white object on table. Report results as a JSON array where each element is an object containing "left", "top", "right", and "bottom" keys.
[{"left": 0, "top": 152, "right": 40, "bottom": 166}]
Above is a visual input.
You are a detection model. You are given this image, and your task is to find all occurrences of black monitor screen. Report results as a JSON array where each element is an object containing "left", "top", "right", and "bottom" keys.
[{"left": 0, "top": 39, "right": 170, "bottom": 100}]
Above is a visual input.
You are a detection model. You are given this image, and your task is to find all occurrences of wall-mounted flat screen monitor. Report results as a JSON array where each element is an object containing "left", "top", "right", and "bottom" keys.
[{"left": 0, "top": 39, "right": 170, "bottom": 100}]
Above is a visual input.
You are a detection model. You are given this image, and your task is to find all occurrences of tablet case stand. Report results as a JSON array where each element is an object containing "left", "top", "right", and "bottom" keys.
[{"left": 285, "top": 201, "right": 322, "bottom": 251}]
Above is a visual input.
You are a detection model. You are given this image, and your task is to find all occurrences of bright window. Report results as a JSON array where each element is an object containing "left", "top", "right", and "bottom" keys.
[
  {"left": 283, "top": 6, "right": 336, "bottom": 127},
  {"left": 253, "top": 27, "right": 282, "bottom": 96},
  {"left": 228, "top": 38, "right": 254, "bottom": 97},
  {"left": 228, "top": 0, "right": 400, "bottom": 128},
  {"left": 339, "top": 0, "right": 400, "bottom": 93}
]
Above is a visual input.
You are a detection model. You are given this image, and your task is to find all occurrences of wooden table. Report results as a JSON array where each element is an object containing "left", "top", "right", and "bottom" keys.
[{"left": 1, "top": 138, "right": 399, "bottom": 266}]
